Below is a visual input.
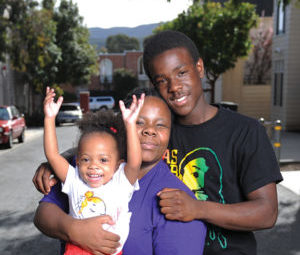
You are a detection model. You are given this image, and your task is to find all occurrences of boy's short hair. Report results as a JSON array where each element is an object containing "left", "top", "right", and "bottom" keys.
[{"left": 143, "top": 30, "right": 200, "bottom": 82}]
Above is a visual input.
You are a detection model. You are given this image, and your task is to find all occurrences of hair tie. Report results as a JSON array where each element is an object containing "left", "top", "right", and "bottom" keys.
[{"left": 110, "top": 127, "right": 117, "bottom": 133}]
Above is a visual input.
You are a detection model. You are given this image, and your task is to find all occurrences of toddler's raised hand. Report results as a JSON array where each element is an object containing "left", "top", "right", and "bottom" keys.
[
  {"left": 119, "top": 94, "right": 145, "bottom": 126},
  {"left": 43, "top": 86, "right": 63, "bottom": 118}
]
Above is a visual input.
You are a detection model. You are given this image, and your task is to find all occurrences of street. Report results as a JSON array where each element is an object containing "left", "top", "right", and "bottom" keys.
[
  {"left": 0, "top": 125, "right": 299, "bottom": 254},
  {"left": 0, "top": 125, "right": 80, "bottom": 255}
]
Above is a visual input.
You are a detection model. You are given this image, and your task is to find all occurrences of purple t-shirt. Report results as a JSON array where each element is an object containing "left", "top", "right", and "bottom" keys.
[{"left": 41, "top": 160, "right": 206, "bottom": 255}]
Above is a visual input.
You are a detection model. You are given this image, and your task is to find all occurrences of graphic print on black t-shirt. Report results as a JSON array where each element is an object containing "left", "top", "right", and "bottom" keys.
[{"left": 164, "top": 147, "right": 228, "bottom": 250}]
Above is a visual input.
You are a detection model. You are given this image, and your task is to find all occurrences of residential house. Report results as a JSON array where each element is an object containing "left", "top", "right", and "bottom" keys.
[
  {"left": 271, "top": 0, "right": 300, "bottom": 131},
  {"left": 92, "top": 50, "right": 149, "bottom": 91},
  {"left": 219, "top": 1, "right": 274, "bottom": 120}
]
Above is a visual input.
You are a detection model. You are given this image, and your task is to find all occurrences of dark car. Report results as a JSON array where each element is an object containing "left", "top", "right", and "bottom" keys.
[{"left": 0, "top": 105, "right": 26, "bottom": 148}]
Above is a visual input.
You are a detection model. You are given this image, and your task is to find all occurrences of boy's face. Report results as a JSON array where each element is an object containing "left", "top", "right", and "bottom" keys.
[
  {"left": 149, "top": 47, "right": 205, "bottom": 122},
  {"left": 76, "top": 133, "right": 120, "bottom": 188},
  {"left": 137, "top": 96, "right": 171, "bottom": 166}
]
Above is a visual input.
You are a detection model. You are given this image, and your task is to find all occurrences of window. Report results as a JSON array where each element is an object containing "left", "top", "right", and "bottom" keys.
[
  {"left": 273, "top": 60, "right": 284, "bottom": 106},
  {"left": 11, "top": 106, "right": 20, "bottom": 118},
  {"left": 276, "top": 0, "right": 286, "bottom": 35},
  {"left": 0, "top": 108, "right": 9, "bottom": 120},
  {"left": 96, "top": 98, "right": 112, "bottom": 102},
  {"left": 60, "top": 105, "right": 79, "bottom": 111}
]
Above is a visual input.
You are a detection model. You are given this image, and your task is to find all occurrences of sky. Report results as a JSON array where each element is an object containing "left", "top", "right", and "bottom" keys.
[{"left": 71, "top": 0, "right": 192, "bottom": 28}]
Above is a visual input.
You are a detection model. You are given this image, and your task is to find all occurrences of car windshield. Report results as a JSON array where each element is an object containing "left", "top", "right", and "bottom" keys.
[
  {"left": 0, "top": 108, "right": 9, "bottom": 120},
  {"left": 60, "top": 105, "right": 78, "bottom": 111}
]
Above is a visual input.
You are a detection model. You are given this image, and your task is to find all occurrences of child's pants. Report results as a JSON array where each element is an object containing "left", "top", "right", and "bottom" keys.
[{"left": 64, "top": 243, "right": 122, "bottom": 255}]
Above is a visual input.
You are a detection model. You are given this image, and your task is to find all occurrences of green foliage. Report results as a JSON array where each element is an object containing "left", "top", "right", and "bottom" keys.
[
  {"left": 53, "top": 0, "right": 98, "bottom": 86},
  {"left": 42, "top": 0, "right": 55, "bottom": 10},
  {"left": 7, "top": 0, "right": 61, "bottom": 94},
  {"left": 0, "top": 1, "right": 9, "bottom": 61},
  {"left": 157, "top": 0, "right": 257, "bottom": 103},
  {"left": 106, "top": 34, "right": 140, "bottom": 53},
  {"left": 1, "top": 0, "right": 97, "bottom": 95},
  {"left": 113, "top": 68, "right": 138, "bottom": 102}
]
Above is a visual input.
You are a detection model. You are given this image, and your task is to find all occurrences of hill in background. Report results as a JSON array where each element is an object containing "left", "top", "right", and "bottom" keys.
[{"left": 88, "top": 23, "right": 160, "bottom": 50}]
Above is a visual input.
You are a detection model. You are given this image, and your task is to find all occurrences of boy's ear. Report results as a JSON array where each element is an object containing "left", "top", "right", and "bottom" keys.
[{"left": 196, "top": 58, "right": 205, "bottom": 78}]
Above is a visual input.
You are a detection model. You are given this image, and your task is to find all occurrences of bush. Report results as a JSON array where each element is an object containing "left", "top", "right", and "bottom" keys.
[{"left": 25, "top": 112, "right": 44, "bottom": 127}]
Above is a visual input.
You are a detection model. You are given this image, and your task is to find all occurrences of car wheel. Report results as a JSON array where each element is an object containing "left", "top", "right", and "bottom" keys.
[
  {"left": 18, "top": 129, "right": 25, "bottom": 143},
  {"left": 100, "top": 106, "right": 108, "bottom": 111},
  {"left": 5, "top": 131, "right": 13, "bottom": 149}
]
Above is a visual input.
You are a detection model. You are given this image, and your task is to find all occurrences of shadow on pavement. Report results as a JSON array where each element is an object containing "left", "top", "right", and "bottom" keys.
[
  {"left": 0, "top": 210, "right": 60, "bottom": 255},
  {"left": 0, "top": 211, "right": 33, "bottom": 227},
  {"left": 1, "top": 234, "right": 60, "bottom": 255},
  {"left": 255, "top": 186, "right": 300, "bottom": 254}
]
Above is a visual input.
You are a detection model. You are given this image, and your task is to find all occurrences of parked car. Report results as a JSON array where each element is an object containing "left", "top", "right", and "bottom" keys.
[
  {"left": 0, "top": 105, "right": 26, "bottom": 148},
  {"left": 56, "top": 103, "right": 83, "bottom": 126},
  {"left": 89, "top": 96, "right": 115, "bottom": 111}
]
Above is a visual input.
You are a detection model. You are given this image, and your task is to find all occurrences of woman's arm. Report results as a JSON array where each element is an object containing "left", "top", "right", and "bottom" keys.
[{"left": 34, "top": 202, "right": 121, "bottom": 254}]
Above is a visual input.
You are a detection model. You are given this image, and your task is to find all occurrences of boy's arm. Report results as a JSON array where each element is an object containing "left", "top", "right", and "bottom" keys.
[
  {"left": 33, "top": 147, "right": 77, "bottom": 195},
  {"left": 158, "top": 183, "right": 278, "bottom": 231},
  {"left": 43, "top": 87, "right": 69, "bottom": 182},
  {"left": 119, "top": 94, "right": 144, "bottom": 184}
]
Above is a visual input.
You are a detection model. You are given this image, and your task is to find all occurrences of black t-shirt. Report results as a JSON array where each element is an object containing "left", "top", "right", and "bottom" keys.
[{"left": 164, "top": 107, "right": 283, "bottom": 255}]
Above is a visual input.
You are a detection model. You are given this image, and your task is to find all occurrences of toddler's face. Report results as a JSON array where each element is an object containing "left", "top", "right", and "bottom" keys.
[{"left": 76, "top": 132, "right": 120, "bottom": 188}]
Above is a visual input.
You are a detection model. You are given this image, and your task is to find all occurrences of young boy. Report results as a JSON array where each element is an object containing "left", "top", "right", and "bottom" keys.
[{"left": 144, "top": 30, "right": 283, "bottom": 255}]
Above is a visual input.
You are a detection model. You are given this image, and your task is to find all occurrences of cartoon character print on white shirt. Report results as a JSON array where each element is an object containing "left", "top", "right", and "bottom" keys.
[{"left": 77, "top": 190, "right": 106, "bottom": 218}]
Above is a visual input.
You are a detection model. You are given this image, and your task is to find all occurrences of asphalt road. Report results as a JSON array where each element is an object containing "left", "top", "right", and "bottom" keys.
[
  {"left": 0, "top": 125, "right": 299, "bottom": 255},
  {"left": 0, "top": 124, "right": 79, "bottom": 255}
]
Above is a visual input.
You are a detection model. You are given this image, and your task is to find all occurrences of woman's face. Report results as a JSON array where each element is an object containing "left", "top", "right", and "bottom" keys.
[{"left": 137, "top": 96, "right": 171, "bottom": 165}]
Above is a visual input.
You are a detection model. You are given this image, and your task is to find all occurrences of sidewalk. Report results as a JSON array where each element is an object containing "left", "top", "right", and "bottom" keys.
[
  {"left": 278, "top": 131, "right": 300, "bottom": 195},
  {"left": 25, "top": 127, "right": 43, "bottom": 141}
]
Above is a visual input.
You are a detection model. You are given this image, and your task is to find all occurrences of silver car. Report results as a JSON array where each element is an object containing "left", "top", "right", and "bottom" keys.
[
  {"left": 89, "top": 96, "right": 115, "bottom": 111},
  {"left": 56, "top": 103, "right": 83, "bottom": 126}
]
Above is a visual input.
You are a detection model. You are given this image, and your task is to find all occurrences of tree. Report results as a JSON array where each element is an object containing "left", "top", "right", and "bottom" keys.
[
  {"left": 156, "top": 0, "right": 257, "bottom": 103},
  {"left": 53, "top": 0, "right": 98, "bottom": 86},
  {"left": 106, "top": 34, "right": 140, "bottom": 53},
  {"left": 3, "top": 0, "right": 97, "bottom": 98},
  {"left": 113, "top": 68, "right": 138, "bottom": 102},
  {"left": 244, "top": 22, "right": 273, "bottom": 85},
  {"left": 7, "top": 0, "right": 61, "bottom": 94},
  {"left": 0, "top": 0, "right": 9, "bottom": 61}
]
